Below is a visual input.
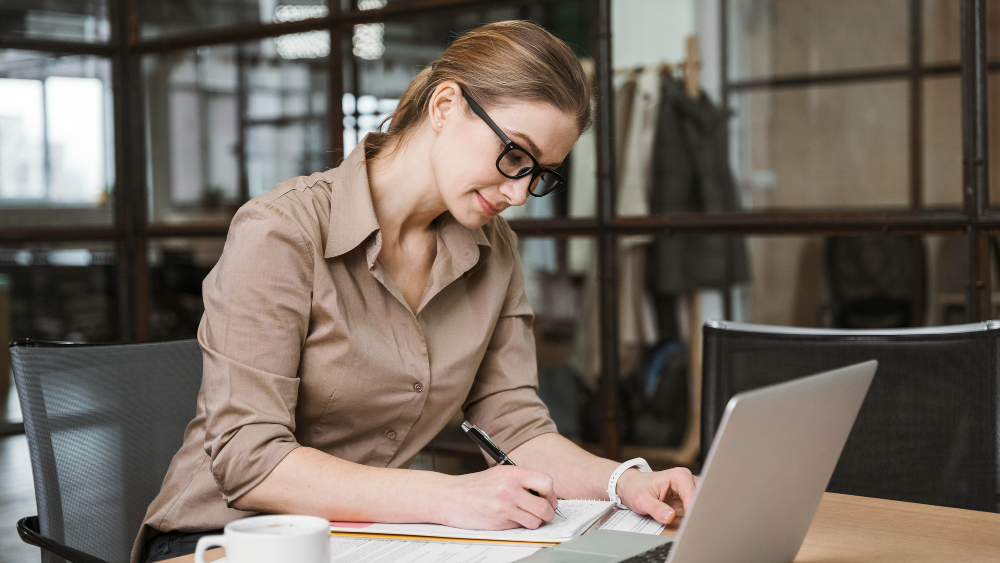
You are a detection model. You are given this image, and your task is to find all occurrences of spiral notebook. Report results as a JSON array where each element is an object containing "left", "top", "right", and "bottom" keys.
[{"left": 329, "top": 499, "right": 615, "bottom": 544}]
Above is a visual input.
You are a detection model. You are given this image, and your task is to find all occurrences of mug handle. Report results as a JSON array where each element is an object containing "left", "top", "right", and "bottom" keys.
[{"left": 194, "top": 534, "right": 227, "bottom": 563}]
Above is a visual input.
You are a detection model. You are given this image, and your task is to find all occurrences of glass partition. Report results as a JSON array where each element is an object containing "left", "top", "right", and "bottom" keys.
[
  {"left": 143, "top": 33, "right": 331, "bottom": 223},
  {"left": 147, "top": 237, "right": 225, "bottom": 341},
  {"left": 923, "top": 0, "right": 1000, "bottom": 65},
  {"left": 0, "top": 242, "right": 119, "bottom": 343},
  {"left": 617, "top": 233, "right": 955, "bottom": 465},
  {"left": 728, "top": 82, "right": 911, "bottom": 211},
  {"left": 0, "top": 50, "right": 115, "bottom": 226},
  {"left": 727, "top": 0, "right": 908, "bottom": 81},
  {"left": 923, "top": 76, "right": 962, "bottom": 207},
  {"left": 990, "top": 74, "right": 1000, "bottom": 208},
  {"left": 612, "top": 0, "right": 927, "bottom": 216},
  {"left": 138, "top": 0, "right": 327, "bottom": 39},
  {"left": 0, "top": 0, "right": 110, "bottom": 43}
]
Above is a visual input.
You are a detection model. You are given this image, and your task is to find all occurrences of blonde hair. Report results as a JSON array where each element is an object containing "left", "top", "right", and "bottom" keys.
[{"left": 367, "top": 20, "right": 592, "bottom": 158}]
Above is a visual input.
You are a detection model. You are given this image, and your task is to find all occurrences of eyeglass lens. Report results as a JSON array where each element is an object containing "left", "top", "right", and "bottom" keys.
[
  {"left": 498, "top": 147, "right": 534, "bottom": 178},
  {"left": 498, "top": 147, "right": 563, "bottom": 196},
  {"left": 531, "top": 171, "right": 563, "bottom": 196}
]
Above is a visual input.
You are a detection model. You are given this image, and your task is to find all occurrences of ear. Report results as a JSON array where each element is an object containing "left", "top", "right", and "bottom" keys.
[{"left": 428, "top": 80, "right": 462, "bottom": 132}]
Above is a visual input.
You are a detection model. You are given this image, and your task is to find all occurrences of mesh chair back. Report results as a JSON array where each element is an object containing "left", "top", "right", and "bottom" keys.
[
  {"left": 702, "top": 321, "right": 1000, "bottom": 513},
  {"left": 11, "top": 339, "right": 202, "bottom": 563}
]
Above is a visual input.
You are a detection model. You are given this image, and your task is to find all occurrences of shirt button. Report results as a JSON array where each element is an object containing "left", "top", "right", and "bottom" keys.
[
  {"left": 413, "top": 382, "right": 423, "bottom": 392},
  {"left": 386, "top": 430, "right": 397, "bottom": 440}
]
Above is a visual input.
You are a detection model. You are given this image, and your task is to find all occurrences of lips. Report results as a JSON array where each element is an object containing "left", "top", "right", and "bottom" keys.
[{"left": 475, "top": 191, "right": 501, "bottom": 215}]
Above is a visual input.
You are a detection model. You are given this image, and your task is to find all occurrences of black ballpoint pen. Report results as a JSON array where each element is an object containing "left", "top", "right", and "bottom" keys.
[{"left": 462, "top": 421, "right": 566, "bottom": 518}]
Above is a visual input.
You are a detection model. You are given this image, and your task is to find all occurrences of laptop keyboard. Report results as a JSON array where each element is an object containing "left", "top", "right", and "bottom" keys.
[{"left": 620, "top": 540, "right": 674, "bottom": 563}]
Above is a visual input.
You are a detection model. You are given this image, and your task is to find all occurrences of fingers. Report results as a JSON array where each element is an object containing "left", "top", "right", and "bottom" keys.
[
  {"left": 508, "top": 468, "right": 556, "bottom": 525},
  {"left": 637, "top": 494, "right": 678, "bottom": 525},
  {"left": 509, "top": 504, "right": 547, "bottom": 529},
  {"left": 518, "top": 470, "right": 558, "bottom": 508},
  {"left": 485, "top": 465, "right": 557, "bottom": 528},
  {"left": 514, "top": 487, "right": 556, "bottom": 524},
  {"left": 668, "top": 468, "right": 697, "bottom": 513},
  {"left": 665, "top": 496, "right": 685, "bottom": 514},
  {"left": 628, "top": 468, "right": 699, "bottom": 525}
]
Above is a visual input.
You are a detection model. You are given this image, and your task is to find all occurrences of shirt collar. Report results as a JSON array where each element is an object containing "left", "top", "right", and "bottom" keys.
[
  {"left": 320, "top": 135, "right": 379, "bottom": 259},
  {"left": 322, "top": 132, "right": 492, "bottom": 274}
]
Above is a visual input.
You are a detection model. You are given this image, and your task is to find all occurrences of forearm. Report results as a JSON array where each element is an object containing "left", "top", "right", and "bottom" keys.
[
  {"left": 232, "top": 447, "right": 450, "bottom": 524},
  {"left": 508, "top": 433, "right": 619, "bottom": 501}
]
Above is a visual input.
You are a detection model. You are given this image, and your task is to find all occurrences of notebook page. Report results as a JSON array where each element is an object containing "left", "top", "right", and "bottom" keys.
[
  {"left": 595, "top": 507, "right": 667, "bottom": 535},
  {"left": 330, "top": 499, "right": 614, "bottom": 543}
]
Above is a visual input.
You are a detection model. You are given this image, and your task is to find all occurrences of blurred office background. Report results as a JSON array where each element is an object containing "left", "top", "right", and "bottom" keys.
[{"left": 1, "top": 1, "right": 998, "bottom": 560}]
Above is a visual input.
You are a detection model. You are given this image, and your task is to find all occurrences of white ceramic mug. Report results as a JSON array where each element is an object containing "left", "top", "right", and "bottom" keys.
[{"left": 194, "top": 515, "right": 330, "bottom": 563}]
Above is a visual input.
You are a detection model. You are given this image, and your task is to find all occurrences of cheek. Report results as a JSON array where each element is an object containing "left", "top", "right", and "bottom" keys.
[{"left": 433, "top": 132, "right": 503, "bottom": 193}]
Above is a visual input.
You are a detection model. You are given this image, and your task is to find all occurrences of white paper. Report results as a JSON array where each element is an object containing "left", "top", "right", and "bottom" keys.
[
  {"left": 330, "top": 500, "right": 614, "bottom": 543},
  {"left": 595, "top": 508, "right": 667, "bottom": 535},
  {"left": 329, "top": 536, "right": 540, "bottom": 563}
]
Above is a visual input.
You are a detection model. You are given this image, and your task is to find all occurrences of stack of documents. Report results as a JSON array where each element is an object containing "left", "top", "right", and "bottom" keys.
[
  {"left": 327, "top": 500, "right": 667, "bottom": 562},
  {"left": 328, "top": 537, "right": 543, "bottom": 563},
  {"left": 330, "top": 499, "right": 615, "bottom": 544}
]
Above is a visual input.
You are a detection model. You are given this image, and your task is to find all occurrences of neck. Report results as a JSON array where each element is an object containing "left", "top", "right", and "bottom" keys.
[{"left": 367, "top": 126, "right": 446, "bottom": 245}]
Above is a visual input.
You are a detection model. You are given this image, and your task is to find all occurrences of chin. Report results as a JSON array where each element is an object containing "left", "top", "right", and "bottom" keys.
[{"left": 455, "top": 210, "right": 493, "bottom": 229}]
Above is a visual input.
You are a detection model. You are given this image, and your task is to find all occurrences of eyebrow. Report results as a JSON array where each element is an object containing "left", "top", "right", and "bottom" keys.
[{"left": 507, "top": 129, "right": 562, "bottom": 168}]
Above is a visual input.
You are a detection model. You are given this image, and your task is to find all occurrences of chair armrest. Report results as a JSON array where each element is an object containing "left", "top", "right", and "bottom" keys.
[{"left": 17, "top": 516, "right": 109, "bottom": 563}]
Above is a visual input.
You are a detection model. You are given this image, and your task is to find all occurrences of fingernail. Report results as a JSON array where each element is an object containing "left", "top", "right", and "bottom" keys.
[{"left": 663, "top": 509, "right": 674, "bottom": 520}]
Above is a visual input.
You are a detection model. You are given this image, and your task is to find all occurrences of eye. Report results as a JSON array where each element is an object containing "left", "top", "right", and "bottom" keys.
[{"left": 499, "top": 148, "right": 534, "bottom": 177}]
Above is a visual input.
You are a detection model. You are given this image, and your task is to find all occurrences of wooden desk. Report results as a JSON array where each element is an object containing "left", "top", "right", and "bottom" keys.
[{"left": 165, "top": 493, "right": 1000, "bottom": 563}]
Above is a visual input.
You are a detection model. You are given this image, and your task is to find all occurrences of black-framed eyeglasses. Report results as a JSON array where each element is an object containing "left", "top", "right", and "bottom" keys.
[{"left": 462, "top": 91, "right": 567, "bottom": 197}]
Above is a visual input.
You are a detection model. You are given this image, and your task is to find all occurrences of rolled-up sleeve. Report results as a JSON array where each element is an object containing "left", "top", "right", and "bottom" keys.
[
  {"left": 462, "top": 225, "right": 558, "bottom": 461},
  {"left": 198, "top": 201, "right": 313, "bottom": 504}
]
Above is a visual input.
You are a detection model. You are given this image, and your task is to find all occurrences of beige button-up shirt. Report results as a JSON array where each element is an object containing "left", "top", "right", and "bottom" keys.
[{"left": 133, "top": 134, "right": 557, "bottom": 562}]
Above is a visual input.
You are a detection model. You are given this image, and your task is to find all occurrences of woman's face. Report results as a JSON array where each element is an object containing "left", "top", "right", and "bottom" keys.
[{"left": 429, "top": 88, "right": 580, "bottom": 229}]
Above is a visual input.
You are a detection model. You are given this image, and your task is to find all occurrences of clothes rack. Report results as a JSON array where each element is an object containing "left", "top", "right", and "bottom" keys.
[{"left": 611, "top": 35, "right": 701, "bottom": 99}]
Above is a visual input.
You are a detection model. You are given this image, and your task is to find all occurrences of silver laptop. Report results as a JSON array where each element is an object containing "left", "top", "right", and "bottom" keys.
[{"left": 522, "top": 360, "right": 877, "bottom": 563}]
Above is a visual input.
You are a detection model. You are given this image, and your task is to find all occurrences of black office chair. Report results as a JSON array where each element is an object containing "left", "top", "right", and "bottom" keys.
[
  {"left": 11, "top": 339, "right": 202, "bottom": 563},
  {"left": 701, "top": 321, "right": 1000, "bottom": 513},
  {"left": 823, "top": 236, "right": 926, "bottom": 329}
]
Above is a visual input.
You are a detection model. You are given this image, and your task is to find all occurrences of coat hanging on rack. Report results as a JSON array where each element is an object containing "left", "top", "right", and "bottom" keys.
[{"left": 645, "top": 73, "right": 750, "bottom": 295}]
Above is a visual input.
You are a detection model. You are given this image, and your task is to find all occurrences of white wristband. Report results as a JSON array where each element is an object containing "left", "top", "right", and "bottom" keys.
[{"left": 607, "top": 457, "right": 652, "bottom": 509}]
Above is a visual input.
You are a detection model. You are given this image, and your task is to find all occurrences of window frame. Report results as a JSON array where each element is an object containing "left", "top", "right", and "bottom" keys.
[{"left": 0, "top": 0, "right": 994, "bottom": 463}]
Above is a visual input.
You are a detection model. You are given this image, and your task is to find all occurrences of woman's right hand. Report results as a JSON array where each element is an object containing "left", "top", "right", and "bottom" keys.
[{"left": 437, "top": 465, "right": 560, "bottom": 530}]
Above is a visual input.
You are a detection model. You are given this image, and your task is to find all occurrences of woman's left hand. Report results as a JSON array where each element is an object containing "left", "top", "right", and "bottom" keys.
[{"left": 615, "top": 467, "right": 698, "bottom": 525}]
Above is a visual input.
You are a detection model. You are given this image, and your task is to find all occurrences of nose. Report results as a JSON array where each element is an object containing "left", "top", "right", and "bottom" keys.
[{"left": 499, "top": 175, "right": 531, "bottom": 207}]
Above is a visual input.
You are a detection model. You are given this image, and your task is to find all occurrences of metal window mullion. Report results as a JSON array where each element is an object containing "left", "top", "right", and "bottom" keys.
[
  {"left": 129, "top": 0, "right": 570, "bottom": 54},
  {"left": 721, "top": 0, "right": 733, "bottom": 323},
  {"left": 720, "top": 0, "right": 729, "bottom": 112},
  {"left": 594, "top": 0, "right": 620, "bottom": 461},
  {"left": 727, "top": 61, "right": 1000, "bottom": 92},
  {"left": 109, "top": 0, "right": 137, "bottom": 342},
  {"left": 0, "top": 36, "right": 117, "bottom": 55},
  {"left": 909, "top": 0, "right": 924, "bottom": 209},
  {"left": 236, "top": 44, "right": 250, "bottom": 204},
  {"left": 960, "top": 0, "right": 991, "bottom": 321},
  {"left": 909, "top": 0, "right": 928, "bottom": 324},
  {"left": 327, "top": 1, "right": 345, "bottom": 165}
]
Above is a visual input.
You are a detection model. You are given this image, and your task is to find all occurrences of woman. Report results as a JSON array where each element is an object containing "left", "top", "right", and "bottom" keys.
[{"left": 135, "top": 20, "right": 696, "bottom": 563}]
